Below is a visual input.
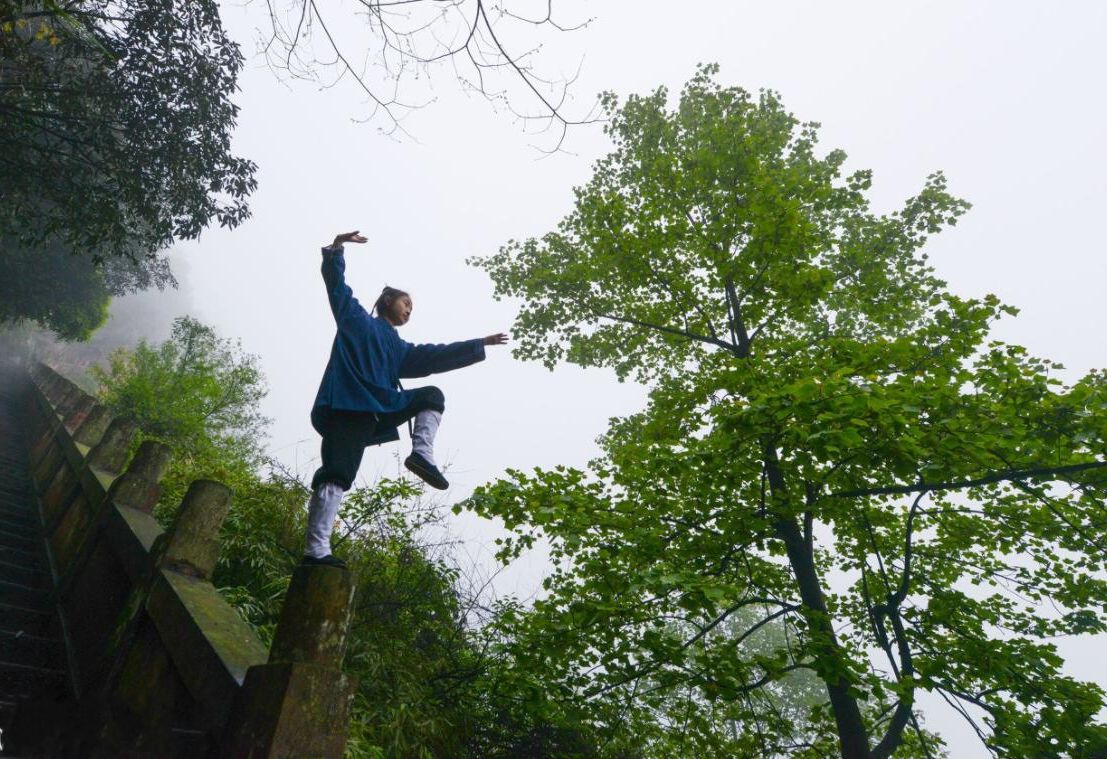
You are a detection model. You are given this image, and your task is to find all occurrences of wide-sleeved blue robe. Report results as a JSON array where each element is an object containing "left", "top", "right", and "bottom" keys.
[{"left": 310, "top": 246, "right": 485, "bottom": 446}]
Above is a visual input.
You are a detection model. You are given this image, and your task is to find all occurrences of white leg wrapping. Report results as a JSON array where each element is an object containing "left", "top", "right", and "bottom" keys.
[
  {"left": 304, "top": 481, "right": 345, "bottom": 558},
  {"left": 411, "top": 409, "right": 442, "bottom": 467}
]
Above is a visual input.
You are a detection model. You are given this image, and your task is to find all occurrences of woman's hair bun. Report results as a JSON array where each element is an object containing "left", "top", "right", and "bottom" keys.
[{"left": 373, "top": 285, "right": 411, "bottom": 316}]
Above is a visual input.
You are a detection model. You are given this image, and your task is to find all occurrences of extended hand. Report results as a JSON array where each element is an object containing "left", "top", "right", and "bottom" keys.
[
  {"left": 331, "top": 230, "right": 367, "bottom": 248},
  {"left": 483, "top": 333, "right": 508, "bottom": 346}
]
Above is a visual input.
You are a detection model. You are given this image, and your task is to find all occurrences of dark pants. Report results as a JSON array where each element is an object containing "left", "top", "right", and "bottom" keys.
[{"left": 310, "top": 386, "right": 445, "bottom": 490}]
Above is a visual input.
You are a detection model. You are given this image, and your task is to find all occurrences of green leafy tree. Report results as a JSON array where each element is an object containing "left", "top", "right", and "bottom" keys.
[
  {"left": 0, "top": 238, "right": 109, "bottom": 340},
  {"left": 209, "top": 463, "right": 616, "bottom": 759},
  {"left": 467, "top": 66, "right": 1107, "bottom": 758},
  {"left": 0, "top": 0, "right": 256, "bottom": 260},
  {"left": 0, "top": 236, "right": 174, "bottom": 339},
  {"left": 92, "top": 316, "right": 270, "bottom": 465}
]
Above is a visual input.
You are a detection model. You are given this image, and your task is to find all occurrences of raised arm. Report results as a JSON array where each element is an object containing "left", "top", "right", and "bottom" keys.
[
  {"left": 398, "top": 333, "right": 507, "bottom": 377},
  {"left": 399, "top": 337, "right": 487, "bottom": 378},
  {"left": 320, "top": 231, "right": 368, "bottom": 323}
]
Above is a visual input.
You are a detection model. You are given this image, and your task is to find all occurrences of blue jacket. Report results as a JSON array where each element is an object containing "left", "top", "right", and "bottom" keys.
[{"left": 310, "top": 245, "right": 486, "bottom": 444}]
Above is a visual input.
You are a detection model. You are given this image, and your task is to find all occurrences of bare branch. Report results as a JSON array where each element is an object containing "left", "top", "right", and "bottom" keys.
[
  {"left": 255, "top": 0, "right": 598, "bottom": 146},
  {"left": 498, "top": 0, "right": 593, "bottom": 33}
]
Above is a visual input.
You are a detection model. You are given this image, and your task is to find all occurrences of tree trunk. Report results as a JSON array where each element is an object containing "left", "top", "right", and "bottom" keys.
[
  {"left": 762, "top": 443, "right": 870, "bottom": 759},
  {"left": 776, "top": 517, "right": 872, "bottom": 759}
]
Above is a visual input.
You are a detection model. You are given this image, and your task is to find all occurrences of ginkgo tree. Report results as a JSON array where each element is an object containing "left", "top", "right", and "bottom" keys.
[{"left": 466, "top": 66, "right": 1107, "bottom": 758}]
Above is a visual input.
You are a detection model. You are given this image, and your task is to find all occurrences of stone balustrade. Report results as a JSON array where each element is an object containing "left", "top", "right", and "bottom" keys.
[{"left": 14, "top": 361, "right": 356, "bottom": 758}]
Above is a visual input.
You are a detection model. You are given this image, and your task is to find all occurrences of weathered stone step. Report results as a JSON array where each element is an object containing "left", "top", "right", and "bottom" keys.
[
  {"left": 0, "top": 487, "right": 34, "bottom": 501},
  {"left": 0, "top": 497, "right": 33, "bottom": 511},
  {"left": 0, "top": 660, "right": 67, "bottom": 703},
  {"left": 0, "top": 580, "right": 49, "bottom": 613},
  {"left": 0, "top": 629, "right": 62, "bottom": 670},
  {"left": 0, "top": 601, "right": 54, "bottom": 638},
  {"left": 0, "top": 528, "right": 34, "bottom": 555},
  {"left": 0, "top": 513, "right": 35, "bottom": 539},
  {"left": 0, "top": 557, "right": 45, "bottom": 590},
  {"left": 0, "top": 496, "right": 35, "bottom": 512},
  {"left": 0, "top": 517, "right": 35, "bottom": 542},
  {"left": 0, "top": 697, "right": 19, "bottom": 756},
  {"left": 0, "top": 544, "right": 36, "bottom": 570},
  {"left": 0, "top": 505, "right": 36, "bottom": 524}
]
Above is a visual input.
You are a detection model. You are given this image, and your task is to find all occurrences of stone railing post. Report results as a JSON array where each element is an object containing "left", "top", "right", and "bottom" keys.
[
  {"left": 46, "top": 418, "right": 137, "bottom": 570},
  {"left": 40, "top": 368, "right": 70, "bottom": 406},
  {"left": 18, "top": 361, "right": 360, "bottom": 758},
  {"left": 269, "top": 568, "right": 355, "bottom": 668},
  {"left": 73, "top": 404, "right": 114, "bottom": 449},
  {"left": 56, "top": 440, "right": 173, "bottom": 607},
  {"left": 39, "top": 414, "right": 129, "bottom": 524},
  {"left": 29, "top": 378, "right": 87, "bottom": 489},
  {"left": 62, "top": 392, "right": 97, "bottom": 433},
  {"left": 47, "top": 375, "right": 78, "bottom": 411},
  {"left": 220, "top": 566, "right": 357, "bottom": 758},
  {"left": 157, "top": 479, "right": 232, "bottom": 579},
  {"left": 86, "top": 417, "right": 139, "bottom": 477},
  {"left": 27, "top": 377, "right": 65, "bottom": 468},
  {"left": 53, "top": 382, "right": 86, "bottom": 426},
  {"left": 107, "top": 441, "right": 172, "bottom": 513},
  {"left": 94, "top": 480, "right": 236, "bottom": 755}
]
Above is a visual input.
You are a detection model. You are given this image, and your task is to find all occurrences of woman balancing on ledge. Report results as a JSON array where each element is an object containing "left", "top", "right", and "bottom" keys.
[{"left": 302, "top": 230, "right": 508, "bottom": 568}]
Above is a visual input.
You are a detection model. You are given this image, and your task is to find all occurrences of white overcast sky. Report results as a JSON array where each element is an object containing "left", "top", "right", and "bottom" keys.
[{"left": 128, "top": 2, "right": 1106, "bottom": 753}]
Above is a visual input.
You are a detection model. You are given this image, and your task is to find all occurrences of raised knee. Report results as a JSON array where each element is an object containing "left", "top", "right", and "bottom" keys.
[{"left": 425, "top": 386, "right": 445, "bottom": 409}]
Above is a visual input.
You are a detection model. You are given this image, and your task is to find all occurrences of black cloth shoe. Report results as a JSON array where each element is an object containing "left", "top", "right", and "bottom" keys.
[
  {"left": 404, "top": 452, "right": 449, "bottom": 490},
  {"left": 300, "top": 554, "right": 347, "bottom": 568}
]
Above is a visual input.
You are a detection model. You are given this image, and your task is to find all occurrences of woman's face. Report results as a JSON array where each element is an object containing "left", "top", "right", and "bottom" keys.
[{"left": 386, "top": 295, "right": 413, "bottom": 326}]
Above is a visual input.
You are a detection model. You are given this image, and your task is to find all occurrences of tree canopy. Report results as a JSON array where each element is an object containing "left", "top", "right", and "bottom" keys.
[
  {"left": 0, "top": 1, "right": 256, "bottom": 260},
  {"left": 0, "top": 236, "right": 174, "bottom": 340},
  {"left": 468, "top": 66, "right": 1107, "bottom": 758},
  {"left": 92, "top": 316, "right": 270, "bottom": 463}
]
